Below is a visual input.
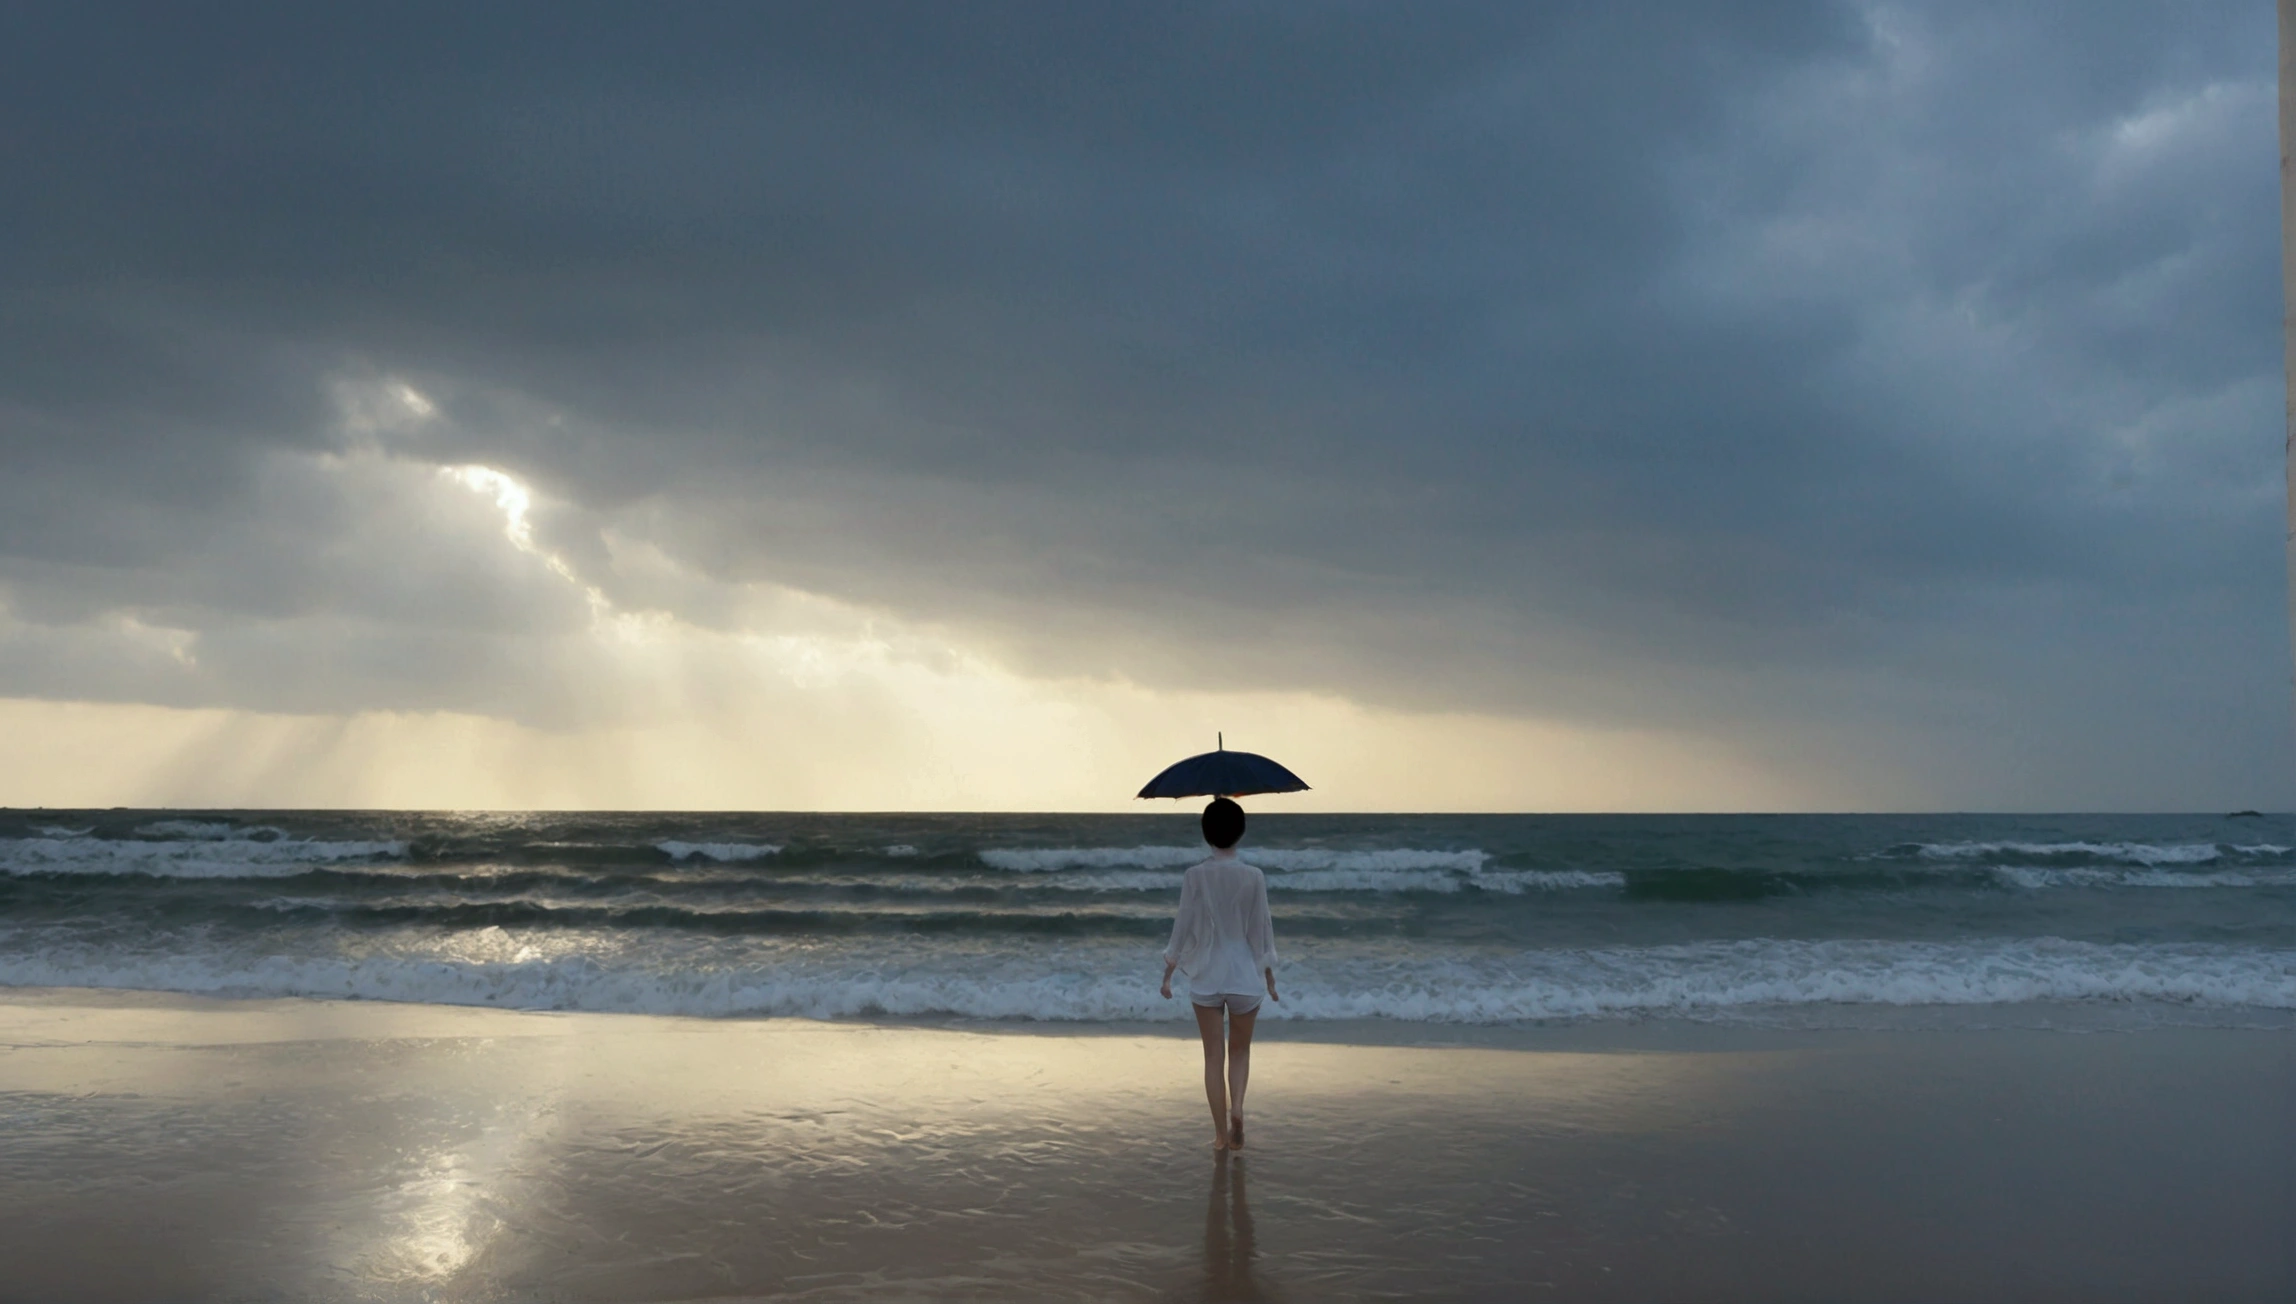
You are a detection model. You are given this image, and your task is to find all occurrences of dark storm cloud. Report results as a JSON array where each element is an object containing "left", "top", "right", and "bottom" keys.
[{"left": 0, "top": 1, "right": 2283, "bottom": 804}]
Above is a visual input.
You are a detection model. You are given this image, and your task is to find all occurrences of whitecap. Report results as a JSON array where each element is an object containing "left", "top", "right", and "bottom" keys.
[
  {"left": 1264, "top": 868, "right": 1622, "bottom": 894},
  {"left": 2, "top": 936, "right": 2288, "bottom": 1025},
  {"left": 132, "top": 820, "right": 290, "bottom": 842},
  {"left": 979, "top": 846, "right": 1202, "bottom": 872},
  {"left": 1992, "top": 865, "right": 2296, "bottom": 890},
  {"left": 0, "top": 836, "right": 409, "bottom": 878},
  {"left": 978, "top": 845, "right": 1491, "bottom": 874},
  {"left": 1915, "top": 840, "right": 2225, "bottom": 866},
  {"left": 657, "top": 841, "right": 783, "bottom": 863}
]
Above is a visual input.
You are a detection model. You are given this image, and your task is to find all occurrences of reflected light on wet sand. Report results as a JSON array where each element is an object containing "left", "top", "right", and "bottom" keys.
[
  {"left": 344, "top": 1072, "right": 560, "bottom": 1288},
  {"left": 1197, "top": 1156, "right": 1274, "bottom": 1303},
  {"left": 1, "top": 991, "right": 2287, "bottom": 1302},
  {"left": 0, "top": 993, "right": 1760, "bottom": 1300}
]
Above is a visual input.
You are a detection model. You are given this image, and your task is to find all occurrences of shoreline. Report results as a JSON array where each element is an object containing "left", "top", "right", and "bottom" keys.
[
  {"left": 4, "top": 985, "right": 2290, "bottom": 1301},
  {"left": 1, "top": 981, "right": 2288, "bottom": 1044}
]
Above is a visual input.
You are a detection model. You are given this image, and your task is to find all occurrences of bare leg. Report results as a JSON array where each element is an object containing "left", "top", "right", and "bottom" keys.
[
  {"left": 1193, "top": 1002, "right": 1229, "bottom": 1149},
  {"left": 1226, "top": 1006, "right": 1257, "bottom": 1149}
]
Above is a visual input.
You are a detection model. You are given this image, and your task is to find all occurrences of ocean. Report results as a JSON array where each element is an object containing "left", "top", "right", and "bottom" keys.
[{"left": 3, "top": 809, "right": 2292, "bottom": 1028}]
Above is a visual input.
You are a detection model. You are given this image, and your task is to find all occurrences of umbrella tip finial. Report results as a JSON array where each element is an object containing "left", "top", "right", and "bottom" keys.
[{"left": 1218, "top": 731, "right": 1224, "bottom": 751}]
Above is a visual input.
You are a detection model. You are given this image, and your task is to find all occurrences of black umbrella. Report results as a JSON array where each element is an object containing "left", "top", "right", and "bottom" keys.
[{"left": 1136, "top": 735, "right": 1311, "bottom": 799}]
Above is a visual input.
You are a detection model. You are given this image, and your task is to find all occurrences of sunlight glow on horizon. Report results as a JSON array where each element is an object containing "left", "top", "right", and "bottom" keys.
[
  {"left": 0, "top": 688, "right": 1843, "bottom": 812},
  {"left": 0, "top": 389, "right": 1887, "bottom": 813}
]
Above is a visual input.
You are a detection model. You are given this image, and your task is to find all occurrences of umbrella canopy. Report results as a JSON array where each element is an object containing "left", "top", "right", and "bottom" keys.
[{"left": 1136, "top": 736, "right": 1310, "bottom": 799}]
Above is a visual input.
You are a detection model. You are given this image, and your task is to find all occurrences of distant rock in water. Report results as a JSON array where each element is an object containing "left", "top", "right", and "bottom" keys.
[{"left": 2226, "top": 810, "right": 2263, "bottom": 819}]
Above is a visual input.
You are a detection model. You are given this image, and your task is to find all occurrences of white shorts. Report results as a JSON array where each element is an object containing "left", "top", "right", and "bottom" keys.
[{"left": 1190, "top": 991, "right": 1262, "bottom": 1015}]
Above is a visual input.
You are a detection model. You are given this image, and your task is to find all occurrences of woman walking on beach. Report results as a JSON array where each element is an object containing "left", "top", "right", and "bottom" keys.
[{"left": 1160, "top": 797, "right": 1280, "bottom": 1151}]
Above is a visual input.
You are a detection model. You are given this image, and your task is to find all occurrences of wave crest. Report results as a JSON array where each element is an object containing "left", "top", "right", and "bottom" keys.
[
  {"left": 978, "top": 845, "right": 1491, "bottom": 873},
  {"left": 1910, "top": 841, "right": 2291, "bottom": 866},
  {"left": 0, "top": 836, "right": 409, "bottom": 879},
  {"left": 1993, "top": 865, "right": 2296, "bottom": 890},
  {"left": 656, "top": 841, "right": 783, "bottom": 863},
  {"left": 0, "top": 937, "right": 2284, "bottom": 1024}
]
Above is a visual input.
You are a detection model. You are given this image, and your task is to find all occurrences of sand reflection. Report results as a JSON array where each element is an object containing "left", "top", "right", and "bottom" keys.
[
  {"left": 0, "top": 994, "right": 1796, "bottom": 1300},
  {"left": 1197, "top": 1155, "right": 1282, "bottom": 1302}
]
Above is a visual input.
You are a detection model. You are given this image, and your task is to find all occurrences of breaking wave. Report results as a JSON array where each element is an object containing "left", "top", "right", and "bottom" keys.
[
  {"left": 133, "top": 820, "right": 284, "bottom": 841},
  {"left": 1991, "top": 865, "right": 2296, "bottom": 890},
  {"left": 0, "top": 935, "right": 2284, "bottom": 1024},
  {"left": 0, "top": 835, "right": 409, "bottom": 879},
  {"left": 656, "top": 841, "right": 783, "bottom": 863},
  {"left": 978, "top": 846, "right": 1492, "bottom": 873},
  {"left": 1910, "top": 841, "right": 2291, "bottom": 866},
  {"left": 5, "top": 812, "right": 2291, "bottom": 1028}
]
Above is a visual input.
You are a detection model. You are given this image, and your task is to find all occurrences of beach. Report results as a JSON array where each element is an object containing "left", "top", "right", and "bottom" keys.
[
  {"left": 2, "top": 987, "right": 2287, "bottom": 1302},
  {"left": 4, "top": 1, "right": 2287, "bottom": 1296}
]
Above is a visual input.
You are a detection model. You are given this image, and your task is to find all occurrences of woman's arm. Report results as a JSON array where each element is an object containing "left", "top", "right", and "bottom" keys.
[
  {"left": 1161, "top": 870, "right": 1200, "bottom": 997},
  {"left": 1245, "top": 871, "right": 1278, "bottom": 973},
  {"left": 1249, "top": 872, "right": 1279, "bottom": 1001}
]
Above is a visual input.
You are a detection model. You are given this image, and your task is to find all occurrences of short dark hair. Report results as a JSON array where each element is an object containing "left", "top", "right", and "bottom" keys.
[{"left": 1201, "top": 797, "right": 1245, "bottom": 849}]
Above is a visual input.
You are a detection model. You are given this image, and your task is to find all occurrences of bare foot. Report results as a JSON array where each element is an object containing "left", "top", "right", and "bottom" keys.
[
  {"left": 1230, "top": 1111, "right": 1244, "bottom": 1150},
  {"left": 1211, "top": 1132, "right": 1230, "bottom": 1151}
]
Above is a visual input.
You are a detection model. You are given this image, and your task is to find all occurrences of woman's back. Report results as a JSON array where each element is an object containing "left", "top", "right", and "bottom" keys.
[{"left": 1166, "top": 852, "right": 1277, "bottom": 997}]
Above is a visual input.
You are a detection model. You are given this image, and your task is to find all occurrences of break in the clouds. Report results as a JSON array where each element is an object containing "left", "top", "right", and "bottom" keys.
[{"left": 0, "top": 2, "right": 2282, "bottom": 809}]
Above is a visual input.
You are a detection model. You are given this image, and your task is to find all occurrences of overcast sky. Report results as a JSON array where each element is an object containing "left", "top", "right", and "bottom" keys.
[{"left": 0, "top": 1, "right": 2283, "bottom": 810}]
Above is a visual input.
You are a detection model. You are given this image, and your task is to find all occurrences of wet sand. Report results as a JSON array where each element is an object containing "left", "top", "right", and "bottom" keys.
[{"left": 0, "top": 988, "right": 2288, "bottom": 1302}]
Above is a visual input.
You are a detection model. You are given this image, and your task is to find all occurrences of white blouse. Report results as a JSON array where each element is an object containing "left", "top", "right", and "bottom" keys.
[{"left": 1162, "top": 849, "right": 1279, "bottom": 996}]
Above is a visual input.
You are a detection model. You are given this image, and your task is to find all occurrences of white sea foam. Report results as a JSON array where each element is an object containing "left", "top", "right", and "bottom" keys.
[
  {"left": 1265, "top": 868, "right": 1622, "bottom": 893},
  {"left": 883, "top": 845, "right": 920, "bottom": 858},
  {"left": 5, "top": 934, "right": 2283, "bottom": 1025},
  {"left": 979, "top": 845, "right": 1491, "bottom": 874},
  {"left": 1043, "top": 870, "right": 1186, "bottom": 893},
  {"left": 1914, "top": 841, "right": 2236, "bottom": 866},
  {"left": 132, "top": 820, "right": 286, "bottom": 841},
  {"left": 0, "top": 836, "right": 409, "bottom": 878},
  {"left": 970, "top": 845, "right": 1599, "bottom": 895},
  {"left": 1992, "top": 865, "right": 2296, "bottom": 891},
  {"left": 1477, "top": 870, "right": 1626, "bottom": 892},
  {"left": 656, "top": 841, "right": 783, "bottom": 863},
  {"left": 979, "top": 846, "right": 1201, "bottom": 872},
  {"left": 1011, "top": 868, "right": 1618, "bottom": 894},
  {"left": 1258, "top": 847, "right": 1492, "bottom": 874},
  {"left": 1266, "top": 939, "right": 2296, "bottom": 1023}
]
